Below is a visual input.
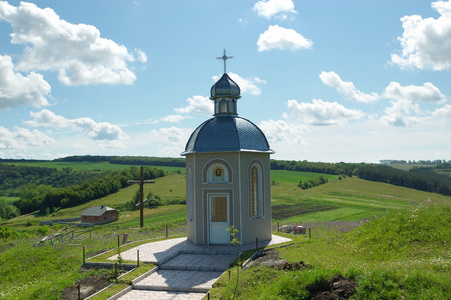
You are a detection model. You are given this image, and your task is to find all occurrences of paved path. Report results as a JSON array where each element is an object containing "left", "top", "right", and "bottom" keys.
[
  {"left": 116, "top": 290, "right": 205, "bottom": 300},
  {"left": 109, "top": 235, "right": 291, "bottom": 300}
]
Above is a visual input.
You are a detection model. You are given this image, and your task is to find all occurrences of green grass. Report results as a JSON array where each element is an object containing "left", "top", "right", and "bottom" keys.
[
  {"left": 5, "top": 170, "right": 451, "bottom": 229},
  {"left": 2, "top": 167, "right": 451, "bottom": 299},
  {"left": 0, "top": 238, "right": 85, "bottom": 300},
  {"left": 3, "top": 173, "right": 187, "bottom": 228},
  {"left": 116, "top": 205, "right": 186, "bottom": 228},
  {"left": 270, "top": 175, "right": 450, "bottom": 224},
  {"left": 388, "top": 163, "right": 438, "bottom": 171},
  {"left": 271, "top": 170, "right": 335, "bottom": 184},
  {"left": 0, "top": 197, "right": 19, "bottom": 204},
  {"left": 210, "top": 204, "right": 451, "bottom": 299}
]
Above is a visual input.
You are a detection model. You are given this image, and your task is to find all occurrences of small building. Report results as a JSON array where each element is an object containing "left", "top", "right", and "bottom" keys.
[
  {"left": 181, "top": 52, "right": 274, "bottom": 245},
  {"left": 81, "top": 206, "right": 119, "bottom": 224}
]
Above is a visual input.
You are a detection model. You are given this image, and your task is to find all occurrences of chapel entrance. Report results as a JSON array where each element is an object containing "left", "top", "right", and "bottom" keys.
[{"left": 209, "top": 195, "right": 229, "bottom": 244}]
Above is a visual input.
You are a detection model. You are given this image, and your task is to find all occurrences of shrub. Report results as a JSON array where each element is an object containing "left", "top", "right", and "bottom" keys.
[
  {"left": 0, "top": 226, "right": 19, "bottom": 240},
  {"left": 37, "top": 225, "right": 49, "bottom": 236},
  {"left": 298, "top": 176, "right": 328, "bottom": 190}
]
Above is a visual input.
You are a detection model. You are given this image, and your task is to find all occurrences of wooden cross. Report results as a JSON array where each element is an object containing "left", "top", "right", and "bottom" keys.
[
  {"left": 217, "top": 49, "right": 233, "bottom": 73},
  {"left": 127, "top": 165, "right": 155, "bottom": 228}
]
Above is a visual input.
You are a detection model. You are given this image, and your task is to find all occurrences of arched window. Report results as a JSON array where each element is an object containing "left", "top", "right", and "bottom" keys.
[{"left": 250, "top": 163, "right": 262, "bottom": 218}]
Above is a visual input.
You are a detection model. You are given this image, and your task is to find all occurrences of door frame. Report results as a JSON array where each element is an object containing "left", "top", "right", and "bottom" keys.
[{"left": 208, "top": 193, "right": 230, "bottom": 245}]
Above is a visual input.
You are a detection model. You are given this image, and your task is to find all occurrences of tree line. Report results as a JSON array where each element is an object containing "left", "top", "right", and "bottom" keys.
[
  {"left": 272, "top": 160, "right": 451, "bottom": 196},
  {"left": 54, "top": 155, "right": 186, "bottom": 167},
  {"left": 2, "top": 157, "right": 451, "bottom": 218},
  {"left": 0, "top": 164, "right": 113, "bottom": 197},
  {"left": 271, "top": 160, "right": 355, "bottom": 177},
  {"left": 12, "top": 166, "right": 165, "bottom": 215},
  {"left": 357, "top": 165, "right": 451, "bottom": 196}
]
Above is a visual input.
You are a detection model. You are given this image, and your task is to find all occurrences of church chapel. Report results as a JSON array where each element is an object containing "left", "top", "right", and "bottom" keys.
[{"left": 181, "top": 51, "right": 274, "bottom": 245}]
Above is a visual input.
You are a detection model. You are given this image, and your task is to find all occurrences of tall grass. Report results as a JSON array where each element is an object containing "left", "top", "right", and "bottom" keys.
[
  {"left": 0, "top": 238, "right": 84, "bottom": 300},
  {"left": 0, "top": 219, "right": 188, "bottom": 299},
  {"left": 2, "top": 169, "right": 451, "bottom": 298},
  {"left": 211, "top": 203, "right": 451, "bottom": 299}
]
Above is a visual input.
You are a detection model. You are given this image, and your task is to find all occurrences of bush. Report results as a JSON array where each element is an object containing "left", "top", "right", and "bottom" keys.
[
  {"left": 298, "top": 176, "right": 328, "bottom": 190},
  {"left": 37, "top": 225, "right": 49, "bottom": 236},
  {"left": 0, "top": 226, "right": 20, "bottom": 240}
]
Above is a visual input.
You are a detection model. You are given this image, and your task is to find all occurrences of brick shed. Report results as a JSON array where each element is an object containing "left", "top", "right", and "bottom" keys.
[{"left": 81, "top": 206, "right": 119, "bottom": 224}]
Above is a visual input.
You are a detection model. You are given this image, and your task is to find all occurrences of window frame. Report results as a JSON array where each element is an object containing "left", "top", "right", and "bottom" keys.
[{"left": 249, "top": 161, "right": 264, "bottom": 219}]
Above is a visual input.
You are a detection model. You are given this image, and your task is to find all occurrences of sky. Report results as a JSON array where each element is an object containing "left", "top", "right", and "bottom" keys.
[{"left": 0, "top": 0, "right": 450, "bottom": 163}]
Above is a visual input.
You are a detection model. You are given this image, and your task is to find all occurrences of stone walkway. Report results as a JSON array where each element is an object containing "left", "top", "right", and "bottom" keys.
[{"left": 108, "top": 235, "right": 291, "bottom": 300}]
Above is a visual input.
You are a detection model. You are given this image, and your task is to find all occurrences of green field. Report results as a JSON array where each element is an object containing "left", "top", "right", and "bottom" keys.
[
  {"left": 2, "top": 166, "right": 451, "bottom": 299},
  {"left": 4, "top": 169, "right": 450, "bottom": 230},
  {"left": 211, "top": 203, "right": 451, "bottom": 299},
  {"left": 0, "top": 197, "right": 19, "bottom": 204},
  {"left": 269, "top": 172, "right": 450, "bottom": 224}
]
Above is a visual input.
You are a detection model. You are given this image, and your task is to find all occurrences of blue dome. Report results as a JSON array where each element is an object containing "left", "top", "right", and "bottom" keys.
[
  {"left": 210, "top": 73, "right": 241, "bottom": 99},
  {"left": 182, "top": 116, "right": 273, "bottom": 155}
]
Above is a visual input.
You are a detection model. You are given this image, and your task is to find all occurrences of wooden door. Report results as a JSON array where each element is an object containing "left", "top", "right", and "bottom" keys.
[{"left": 209, "top": 196, "right": 229, "bottom": 244}]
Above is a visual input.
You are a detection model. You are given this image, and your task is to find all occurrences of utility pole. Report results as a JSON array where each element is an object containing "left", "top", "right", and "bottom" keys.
[{"left": 127, "top": 165, "right": 155, "bottom": 228}]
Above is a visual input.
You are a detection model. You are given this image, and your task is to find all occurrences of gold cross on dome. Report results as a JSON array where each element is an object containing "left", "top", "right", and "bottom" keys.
[{"left": 216, "top": 49, "right": 233, "bottom": 73}]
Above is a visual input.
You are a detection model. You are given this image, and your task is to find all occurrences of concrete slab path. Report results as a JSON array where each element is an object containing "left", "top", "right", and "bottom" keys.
[
  {"left": 116, "top": 290, "right": 205, "bottom": 300},
  {"left": 109, "top": 235, "right": 291, "bottom": 300}
]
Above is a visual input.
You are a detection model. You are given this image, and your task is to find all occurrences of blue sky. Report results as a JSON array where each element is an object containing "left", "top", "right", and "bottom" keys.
[{"left": 0, "top": 0, "right": 450, "bottom": 162}]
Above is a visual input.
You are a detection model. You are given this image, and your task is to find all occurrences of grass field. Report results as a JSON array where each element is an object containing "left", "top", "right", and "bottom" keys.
[
  {"left": 3, "top": 172, "right": 187, "bottom": 229},
  {"left": 211, "top": 203, "right": 451, "bottom": 299},
  {"left": 2, "top": 166, "right": 451, "bottom": 299},
  {"left": 388, "top": 163, "right": 433, "bottom": 171},
  {"left": 4, "top": 169, "right": 451, "bottom": 229},
  {"left": 0, "top": 197, "right": 19, "bottom": 204},
  {"left": 270, "top": 173, "right": 450, "bottom": 224}
]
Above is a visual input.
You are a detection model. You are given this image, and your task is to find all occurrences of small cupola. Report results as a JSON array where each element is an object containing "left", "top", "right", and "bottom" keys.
[{"left": 210, "top": 50, "right": 241, "bottom": 116}]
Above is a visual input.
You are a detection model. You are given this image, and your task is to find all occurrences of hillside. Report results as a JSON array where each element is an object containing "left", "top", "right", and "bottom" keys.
[
  {"left": 4, "top": 169, "right": 451, "bottom": 230},
  {"left": 210, "top": 203, "right": 451, "bottom": 299},
  {"left": 1, "top": 168, "right": 451, "bottom": 299}
]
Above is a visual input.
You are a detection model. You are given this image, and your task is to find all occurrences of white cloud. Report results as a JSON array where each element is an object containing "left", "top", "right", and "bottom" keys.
[
  {"left": 175, "top": 95, "right": 213, "bottom": 115},
  {"left": 0, "top": 55, "right": 51, "bottom": 110},
  {"left": 284, "top": 99, "right": 365, "bottom": 126},
  {"left": 26, "top": 109, "right": 126, "bottom": 141},
  {"left": 158, "top": 127, "right": 184, "bottom": 144},
  {"left": 123, "top": 127, "right": 192, "bottom": 158},
  {"left": 253, "top": 0, "right": 297, "bottom": 20},
  {"left": 135, "top": 49, "right": 148, "bottom": 63},
  {"left": 383, "top": 82, "right": 446, "bottom": 103},
  {"left": 160, "top": 114, "right": 191, "bottom": 123},
  {"left": 257, "top": 25, "right": 313, "bottom": 52},
  {"left": 26, "top": 109, "right": 71, "bottom": 128},
  {"left": 72, "top": 118, "right": 125, "bottom": 141},
  {"left": 0, "top": 126, "right": 55, "bottom": 149},
  {"left": 212, "top": 72, "right": 266, "bottom": 96},
  {"left": 432, "top": 104, "right": 451, "bottom": 118},
  {"left": 258, "top": 119, "right": 308, "bottom": 145},
  {"left": 391, "top": 0, "right": 451, "bottom": 70},
  {"left": 381, "top": 99, "right": 421, "bottom": 127},
  {"left": 0, "top": 1, "right": 143, "bottom": 86},
  {"left": 319, "top": 71, "right": 379, "bottom": 103}
]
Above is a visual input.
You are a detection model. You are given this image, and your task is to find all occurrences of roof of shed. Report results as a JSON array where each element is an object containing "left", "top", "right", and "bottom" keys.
[{"left": 81, "top": 206, "right": 116, "bottom": 217}]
